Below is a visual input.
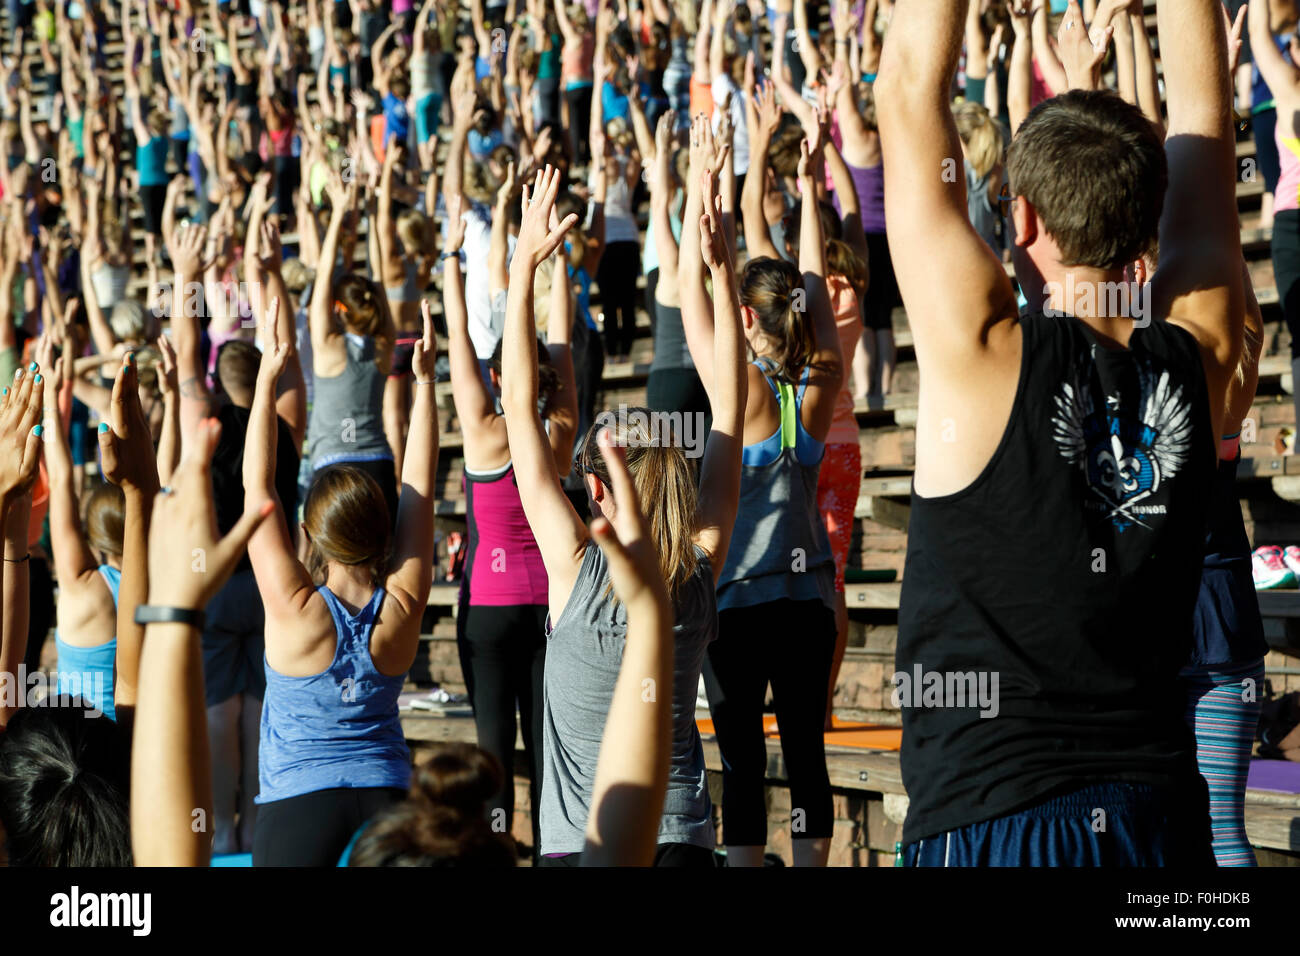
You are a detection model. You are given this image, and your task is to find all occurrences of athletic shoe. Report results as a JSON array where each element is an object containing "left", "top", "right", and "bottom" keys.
[
  {"left": 1253, "top": 546, "right": 1296, "bottom": 590},
  {"left": 1282, "top": 546, "right": 1300, "bottom": 581}
]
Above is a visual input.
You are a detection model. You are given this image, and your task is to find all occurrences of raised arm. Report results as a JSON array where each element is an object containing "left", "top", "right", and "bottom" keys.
[
  {"left": 165, "top": 219, "right": 218, "bottom": 445},
  {"left": 443, "top": 196, "right": 499, "bottom": 447},
  {"left": 1030, "top": 0, "right": 1069, "bottom": 95},
  {"left": 500, "top": 167, "right": 587, "bottom": 604},
  {"left": 874, "top": 0, "right": 1019, "bottom": 367},
  {"left": 692, "top": 171, "right": 746, "bottom": 581},
  {"left": 741, "top": 81, "right": 785, "bottom": 262},
  {"left": 1154, "top": 0, "right": 1247, "bottom": 441},
  {"left": 1007, "top": 2, "right": 1033, "bottom": 134},
  {"left": 132, "top": 418, "right": 271, "bottom": 866},
  {"left": 97, "top": 356, "right": 162, "bottom": 730},
  {"left": 382, "top": 301, "right": 440, "bottom": 647}
]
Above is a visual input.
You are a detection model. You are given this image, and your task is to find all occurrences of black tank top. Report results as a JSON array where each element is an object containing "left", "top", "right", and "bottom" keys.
[{"left": 896, "top": 313, "right": 1214, "bottom": 844}]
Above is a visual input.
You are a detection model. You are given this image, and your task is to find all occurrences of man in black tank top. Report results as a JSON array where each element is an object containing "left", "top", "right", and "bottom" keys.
[{"left": 875, "top": 0, "right": 1247, "bottom": 865}]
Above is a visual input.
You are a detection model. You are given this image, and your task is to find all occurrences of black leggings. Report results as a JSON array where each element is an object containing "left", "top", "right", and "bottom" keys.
[
  {"left": 565, "top": 85, "right": 593, "bottom": 166},
  {"left": 1272, "top": 209, "right": 1300, "bottom": 430},
  {"left": 703, "top": 598, "right": 835, "bottom": 846},
  {"left": 457, "top": 602, "right": 547, "bottom": 850},
  {"left": 253, "top": 786, "right": 406, "bottom": 866},
  {"left": 596, "top": 241, "right": 641, "bottom": 359}
]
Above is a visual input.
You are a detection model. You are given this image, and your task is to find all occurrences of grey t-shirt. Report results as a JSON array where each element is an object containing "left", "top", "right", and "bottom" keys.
[{"left": 540, "top": 543, "right": 717, "bottom": 855}]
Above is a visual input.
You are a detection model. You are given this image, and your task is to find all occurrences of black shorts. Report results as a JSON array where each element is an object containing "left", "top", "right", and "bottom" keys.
[
  {"left": 140, "top": 183, "right": 168, "bottom": 236},
  {"left": 201, "top": 567, "right": 267, "bottom": 707},
  {"left": 862, "top": 231, "right": 899, "bottom": 331}
]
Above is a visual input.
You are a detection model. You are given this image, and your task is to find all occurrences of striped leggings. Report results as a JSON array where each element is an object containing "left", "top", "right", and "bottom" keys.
[{"left": 1182, "top": 659, "right": 1266, "bottom": 867}]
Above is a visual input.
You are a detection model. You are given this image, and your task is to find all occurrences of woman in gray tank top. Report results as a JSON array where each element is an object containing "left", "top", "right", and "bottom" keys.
[
  {"left": 500, "top": 163, "right": 747, "bottom": 866},
  {"left": 305, "top": 173, "right": 400, "bottom": 522}
]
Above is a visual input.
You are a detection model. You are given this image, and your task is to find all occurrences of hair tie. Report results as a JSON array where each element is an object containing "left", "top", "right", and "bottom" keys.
[{"left": 335, "top": 300, "right": 349, "bottom": 314}]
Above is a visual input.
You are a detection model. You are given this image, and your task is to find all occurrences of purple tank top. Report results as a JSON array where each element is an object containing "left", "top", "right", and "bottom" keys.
[
  {"left": 462, "top": 463, "right": 549, "bottom": 606},
  {"left": 835, "top": 160, "right": 887, "bottom": 235}
]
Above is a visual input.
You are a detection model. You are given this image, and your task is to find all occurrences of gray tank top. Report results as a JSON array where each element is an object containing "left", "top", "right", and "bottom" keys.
[
  {"left": 716, "top": 361, "right": 836, "bottom": 613},
  {"left": 540, "top": 543, "right": 717, "bottom": 856},
  {"left": 307, "top": 334, "right": 393, "bottom": 469},
  {"left": 649, "top": 302, "right": 694, "bottom": 372}
]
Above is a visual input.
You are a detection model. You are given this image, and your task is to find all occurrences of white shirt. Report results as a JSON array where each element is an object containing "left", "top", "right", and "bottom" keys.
[
  {"left": 459, "top": 202, "right": 516, "bottom": 358},
  {"left": 711, "top": 74, "right": 750, "bottom": 176}
]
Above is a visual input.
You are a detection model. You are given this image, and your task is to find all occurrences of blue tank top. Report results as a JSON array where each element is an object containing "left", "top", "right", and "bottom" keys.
[
  {"left": 55, "top": 565, "right": 120, "bottom": 721},
  {"left": 257, "top": 586, "right": 411, "bottom": 804},
  {"left": 717, "top": 361, "right": 835, "bottom": 612}
]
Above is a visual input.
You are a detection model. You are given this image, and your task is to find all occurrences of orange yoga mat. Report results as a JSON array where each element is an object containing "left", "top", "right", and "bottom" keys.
[{"left": 696, "top": 715, "right": 902, "bottom": 752}]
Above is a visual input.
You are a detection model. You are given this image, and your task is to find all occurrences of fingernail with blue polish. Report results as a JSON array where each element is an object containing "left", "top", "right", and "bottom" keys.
[
  {"left": 98, "top": 422, "right": 109, "bottom": 434},
  {"left": 32, "top": 425, "right": 43, "bottom": 438},
  {"left": 28, "top": 362, "right": 37, "bottom": 372},
  {"left": 34, "top": 374, "right": 41, "bottom": 384}
]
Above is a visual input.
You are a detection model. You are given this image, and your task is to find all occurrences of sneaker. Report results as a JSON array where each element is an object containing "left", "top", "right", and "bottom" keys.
[
  {"left": 1283, "top": 546, "right": 1300, "bottom": 581},
  {"left": 1253, "top": 546, "right": 1296, "bottom": 590}
]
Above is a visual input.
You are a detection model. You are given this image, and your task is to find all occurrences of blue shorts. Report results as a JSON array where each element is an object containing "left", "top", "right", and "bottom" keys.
[
  {"left": 903, "top": 782, "right": 1214, "bottom": 867},
  {"left": 415, "top": 92, "right": 440, "bottom": 145}
]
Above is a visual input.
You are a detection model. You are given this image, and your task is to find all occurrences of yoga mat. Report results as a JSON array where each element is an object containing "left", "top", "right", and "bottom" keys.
[
  {"left": 1245, "top": 758, "right": 1300, "bottom": 794},
  {"left": 696, "top": 715, "right": 902, "bottom": 752}
]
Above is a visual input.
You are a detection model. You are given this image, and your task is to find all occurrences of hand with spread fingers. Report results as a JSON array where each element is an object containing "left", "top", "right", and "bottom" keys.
[
  {"left": 513, "top": 165, "right": 581, "bottom": 272},
  {"left": 0, "top": 362, "right": 45, "bottom": 510}
]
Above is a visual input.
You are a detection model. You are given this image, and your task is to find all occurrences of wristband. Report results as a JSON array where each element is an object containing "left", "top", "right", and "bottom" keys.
[
  {"left": 441, "top": 250, "right": 461, "bottom": 260},
  {"left": 3, "top": 553, "right": 30, "bottom": 563},
  {"left": 134, "top": 605, "right": 206, "bottom": 631}
]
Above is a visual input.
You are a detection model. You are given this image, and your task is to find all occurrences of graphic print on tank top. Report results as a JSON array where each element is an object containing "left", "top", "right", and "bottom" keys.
[{"left": 1049, "top": 348, "right": 1194, "bottom": 532}]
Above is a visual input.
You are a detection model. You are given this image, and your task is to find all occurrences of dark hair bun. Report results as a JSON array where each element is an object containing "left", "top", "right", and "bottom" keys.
[{"left": 410, "top": 744, "right": 502, "bottom": 816}]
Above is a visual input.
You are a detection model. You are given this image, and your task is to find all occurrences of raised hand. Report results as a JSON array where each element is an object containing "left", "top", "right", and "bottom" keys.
[
  {"left": 445, "top": 192, "right": 469, "bottom": 253},
  {"left": 258, "top": 218, "right": 284, "bottom": 272},
  {"left": 1058, "top": 0, "right": 1111, "bottom": 92},
  {"left": 699, "top": 171, "right": 728, "bottom": 272},
  {"left": 0, "top": 365, "right": 47, "bottom": 509},
  {"left": 515, "top": 165, "right": 580, "bottom": 270},
  {"left": 98, "top": 352, "right": 160, "bottom": 495},
  {"left": 411, "top": 297, "right": 438, "bottom": 384},
  {"left": 255, "top": 299, "right": 291, "bottom": 395},
  {"left": 167, "top": 221, "right": 209, "bottom": 277},
  {"left": 156, "top": 333, "right": 179, "bottom": 402}
]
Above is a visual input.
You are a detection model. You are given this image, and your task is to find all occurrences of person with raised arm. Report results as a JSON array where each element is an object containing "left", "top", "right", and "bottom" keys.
[
  {"left": 689, "top": 114, "right": 843, "bottom": 867},
  {"left": 305, "top": 168, "right": 399, "bottom": 522},
  {"left": 36, "top": 336, "right": 121, "bottom": 725},
  {"left": 444, "top": 184, "right": 578, "bottom": 858},
  {"left": 875, "top": 0, "right": 1243, "bottom": 866},
  {"left": 580, "top": 432, "right": 674, "bottom": 867},
  {"left": 243, "top": 292, "right": 439, "bottom": 866},
  {"left": 502, "top": 165, "right": 745, "bottom": 867},
  {"left": 130, "top": 418, "right": 273, "bottom": 867}
]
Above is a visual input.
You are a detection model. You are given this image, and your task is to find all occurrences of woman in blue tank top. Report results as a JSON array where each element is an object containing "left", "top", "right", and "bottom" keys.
[
  {"left": 699, "top": 127, "right": 845, "bottom": 867},
  {"left": 43, "top": 350, "right": 123, "bottom": 722},
  {"left": 242, "top": 297, "right": 441, "bottom": 867}
]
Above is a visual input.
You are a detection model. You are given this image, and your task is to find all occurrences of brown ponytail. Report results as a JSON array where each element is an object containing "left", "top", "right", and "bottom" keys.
[
  {"left": 302, "top": 466, "right": 392, "bottom": 587},
  {"left": 740, "top": 256, "right": 824, "bottom": 384}
]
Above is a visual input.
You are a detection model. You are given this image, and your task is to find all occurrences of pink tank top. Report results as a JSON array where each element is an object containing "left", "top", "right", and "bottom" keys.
[
  {"left": 825, "top": 275, "right": 863, "bottom": 448},
  {"left": 1275, "top": 121, "right": 1300, "bottom": 215},
  {"left": 462, "top": 463, "right": 549, "bottom": 606}
]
